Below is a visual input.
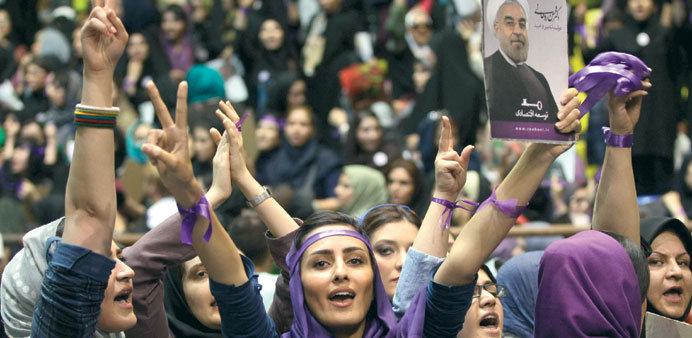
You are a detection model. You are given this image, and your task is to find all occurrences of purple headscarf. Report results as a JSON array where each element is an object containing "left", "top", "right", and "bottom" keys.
[
  {"left": 534, "top": 230, "right": 642, "bottom": 338},
  {"left": 281, "top": 229, "right": 426, "bottom": 338}
]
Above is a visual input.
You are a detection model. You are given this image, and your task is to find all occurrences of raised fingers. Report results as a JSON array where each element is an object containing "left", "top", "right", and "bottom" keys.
[
  {"left": 438, "top": 116, "right": 452, "bottom": 153},
  {"left": 210, "top": 128, "right": 223, "bottom": 146},
  {"left": 90, "top": 6, "right": 116, "bottom": 36},
  {"left": 107, "top": 7, "right": 128, "bottom": 40},
  {"left": 459, "top": 145, "right": 474, "bottom": 170},
  {"left": 219, "top": 100, "right": 240, "bottom": 123},
  {"left": 175, "top": 82, "right": 188, "bottom": 130},
  {"left": 146, "top": 81, "right": 174, "bottom": 128}
]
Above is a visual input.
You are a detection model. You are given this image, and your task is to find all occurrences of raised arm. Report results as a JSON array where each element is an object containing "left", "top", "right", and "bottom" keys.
[
  {"left": 434, "top": 89, "right": 583, "bottom": 286},
  {"left": 412, "top": 117, "right": 474, "bottom": 258},
  {"left": 61, "top": 0, "right": 128, "bottom": 255},
  {"left": 32, "top": 1, "right": 129, "bottom": 336},
  {"left": 591, "top": 81, "right": 651, "bottom": 244},
  {"left": 142, "top": 88, "right": 275, "bottom": 336},
  {"left": 211, "top": 101, "right": 299, "bottom": 238}
]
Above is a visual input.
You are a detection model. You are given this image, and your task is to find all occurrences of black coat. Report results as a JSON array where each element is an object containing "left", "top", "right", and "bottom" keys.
[
  {"left": 484, "top": 51, "right": 559, "bottom": 124},
  {"left": 591, "top": 15, "right": 683, "bottom": 159}
]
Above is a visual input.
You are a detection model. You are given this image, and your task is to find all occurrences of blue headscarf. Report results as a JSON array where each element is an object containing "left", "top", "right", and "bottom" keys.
[{"left": 496, "top": 251, "right": 543, "bottom": 338}]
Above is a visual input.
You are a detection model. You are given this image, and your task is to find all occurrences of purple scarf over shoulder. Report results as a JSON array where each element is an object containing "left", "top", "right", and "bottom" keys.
[
  {"left": 282, "top": 229, "right": 427, "bottom": 338},
  {"left": 534, "top": 230, "right": 642, "bottom": 338}
]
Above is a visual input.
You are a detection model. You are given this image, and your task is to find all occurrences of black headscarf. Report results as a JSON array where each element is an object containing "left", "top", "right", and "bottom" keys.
[
  {"left": 640, "top": 217, "right": 692, "bottom": 321},
  {"left": 675, "top": 155, "right": 692, "bottom": 218},
  {"left": 163, "top": 265, "right": 223, "bottom": 338}
]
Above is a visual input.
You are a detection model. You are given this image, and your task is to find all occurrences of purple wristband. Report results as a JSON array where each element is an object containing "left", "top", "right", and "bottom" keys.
[
  {"left": 477, "top": 186, "right": 527, "bottom": 219},
  {"left": 431, "top": 197, "right": 479, "bottom": 230},
  {"left": 602, "top": 127, "right": 633, "bottom": 147},
  {"left": 178, "top": 196, "right": 212, "bottom": 245}
]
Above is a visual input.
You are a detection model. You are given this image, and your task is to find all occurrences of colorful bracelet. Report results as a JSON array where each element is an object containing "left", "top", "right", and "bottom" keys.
[
  {"left": 74, "top": 104, "right": 120, "bottom": 128},
  {"left": 431, "top": 197, "right": 479, "bottom": 230},
  {"left": 178, "top": 196, "right": 212, "bottom": 245},
  {"left": 477, "top": 186, "right": 528, "bottom": 219},
  {"left": 602, "top": 127, "right": 633, "bottom": 148}
]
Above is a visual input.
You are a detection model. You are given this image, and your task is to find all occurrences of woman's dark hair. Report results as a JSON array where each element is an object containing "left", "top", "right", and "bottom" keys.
[
  {"left": 344, "top": 110, "right": 381, "bottom": 162},
  {"left": 601, "top": 231, "right": 650, "bottom": 303},
  {"left": 294, "top": 211, "right": 362, "bottom": 249},
  {"left": 360, "top": 205, "right": 421, "bottom": 239},
  {"left": 229, "top": 211, "right": 270, "bottom": 264},
  {"left": 480, "top": 264, "right": 497, "bottom": 284},
  {"left": 384, "top": 159, "right": 425, "bottom": 207},
  {"left": 163, "top": 4, "right": 188, "bottom": 25}
]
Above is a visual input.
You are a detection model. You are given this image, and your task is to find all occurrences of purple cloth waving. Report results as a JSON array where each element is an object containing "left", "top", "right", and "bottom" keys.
[
  {"left": 281, "top": 229, "right": 427, "bottom": 338},
  {"left": 534, "top": 230, "right": 642, "bottom": 338}
]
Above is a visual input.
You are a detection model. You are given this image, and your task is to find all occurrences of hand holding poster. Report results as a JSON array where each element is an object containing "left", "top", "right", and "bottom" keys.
[{"left": 483, "top": 0, "right": 574, "bottom": 143}]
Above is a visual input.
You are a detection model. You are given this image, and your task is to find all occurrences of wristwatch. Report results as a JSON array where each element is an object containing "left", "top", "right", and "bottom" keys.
[{"left": 247, "top": 186, "right": 273, "bottom": 208}]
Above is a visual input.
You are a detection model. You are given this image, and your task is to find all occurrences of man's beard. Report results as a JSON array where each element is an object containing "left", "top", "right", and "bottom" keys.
[{"left": 501, "top": 37, "right": 528, "bottom": 63}]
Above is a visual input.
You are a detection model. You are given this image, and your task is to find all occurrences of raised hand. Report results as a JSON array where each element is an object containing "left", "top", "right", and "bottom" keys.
[
  {"left": 213, "top": 101, "right": 252, "bottom": 182},
  {"left": 207, "top": 125, "right": 232, "bottom": 208},
  {"left": 433, "top": 116, "right": 474, "bottom": 201},
  {"left": 81, "top": 0, "right": 128, "bottom": 74},
  {"left": 536, "top": 88, "right": 584, "bottom": 159},
  {"left": 606, "top": 79, "right": 652, "bottom": 135},
  {"left": 141, "top": 81, "right": 204, "bottom": 208}
]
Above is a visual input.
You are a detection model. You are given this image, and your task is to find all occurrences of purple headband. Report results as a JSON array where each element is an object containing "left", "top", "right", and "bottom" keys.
[
  {"left": 283, "top": 228, "right": 397, "bottom": 338},
  {"left": 258, "top": 115, "right": 285, "bottom": 130},
  {"left": 569, "top": 52, "right": 650, "bottom": 117}
]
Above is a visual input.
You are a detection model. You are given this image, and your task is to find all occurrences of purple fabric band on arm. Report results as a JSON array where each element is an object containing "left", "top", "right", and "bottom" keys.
[
  {"left": 178, "top": 196, "right": 212, "bottom": 245},
  {"left": 431, "top": 197, "right": 479, "bottom": 230},
  {"left": 602, "top": 127, "right": 633, "bottom": 147},
  {"left": 477, "top": 186, "right": 527, "bottom": 219},
  {"left": 568, "top": 52, "right": 650, "bottom": 117},
  {"left": 235, "top": 113, "right": 250, "bottom": 131}
]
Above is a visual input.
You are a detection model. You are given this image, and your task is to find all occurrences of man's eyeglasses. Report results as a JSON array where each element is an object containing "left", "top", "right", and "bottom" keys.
[{"left": 472, "top": 283, "right": 507, "bottom": 299}]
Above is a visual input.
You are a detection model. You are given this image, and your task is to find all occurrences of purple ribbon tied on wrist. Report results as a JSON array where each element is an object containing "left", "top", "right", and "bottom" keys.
[
  {"left": 431, "top": 197, "right": 479, "bottom": 230},
  {"left": 602, "top": 127, "right": 634, "bottom": 147},
  {"left": 477, "top": 186, "right": 527, "bottom": 219},
  {"left": 235, "top": 113, "right": 250, "bottom": 131},
  {"left": 178, "top": 196, "right": 212, "bottom": 245},
  {"left": 568, "top": 52, "right": 650, "bottom": 117}
]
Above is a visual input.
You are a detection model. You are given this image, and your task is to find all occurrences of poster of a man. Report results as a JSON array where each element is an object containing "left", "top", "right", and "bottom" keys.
[{"left": 483, "top": 0, "right": 573, "bottom": 143}]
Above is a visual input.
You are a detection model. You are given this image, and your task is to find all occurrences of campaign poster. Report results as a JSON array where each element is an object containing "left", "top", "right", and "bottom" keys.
[{"left": 483, "top": 0, "right": 574, "bottom": 143}]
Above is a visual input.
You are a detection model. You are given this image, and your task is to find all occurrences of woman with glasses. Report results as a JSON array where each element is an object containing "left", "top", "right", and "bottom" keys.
[{"left": 457, "top": 265, "right": 506, "bottom": 338}]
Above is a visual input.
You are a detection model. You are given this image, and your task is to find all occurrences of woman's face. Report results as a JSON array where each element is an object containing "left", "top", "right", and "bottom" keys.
[
  {"left": 287, "top": 80, "right": 307, "bottom": 108},
  {"left": 647, "top": 231, "right": 692, "bottom": 319},
  {"left": 457, "top": 269, "right": 503, "bottom": 338},
  {"left": 284, "top": 108, "right": 314, "bottom": 147},
  {"left": 370, "top": 221, "right": 418, "bottom": 299},
  {"left": 10, "top": 146, "right": 30, "bottom": 174},
  {"left": 162, "top": 10, "right": 186, "bottom": 42},
  {"left": 182, "top": 256, "right": 221, "bottom": 329},
  {"left": 25, "top": 63, "right": 47, "bottom": 92},
  {"left": 193, "top": 126, "right": 216, "bottom": 163},
  {"left": 408, "top": 11, "right": 432, "bottom": 45},
  {"left": 98, "top": 242, "right": 137, "bottom": 332},
  {"left": 387, "top": 167, "right": 415, "bottom": 206},
  {"left": 21, "top": 122, "right": 45, "bottom": 144},
  {"left": 628, "top": 0, "right": 655, "bottom": 22},
  {"left": 259, "top": 19, "right": 284, "bottom": 51},
  {"left": 46, "top": 81, "right": 66, "bottom": 108},
  {"left": 334, "top": 174, "right": 354, "bottom": 209},
  {"left": 300, "top": 225, "right": 374, "bottom": 334},
  {"left": 356, "top": 116, "right": 382, "bottom": 153},
  {"left": 127, "top": 33, "right": 150, "bottom": 61},
  {"left": 256, "top": 120, "right": 281, "bottom": 152}
]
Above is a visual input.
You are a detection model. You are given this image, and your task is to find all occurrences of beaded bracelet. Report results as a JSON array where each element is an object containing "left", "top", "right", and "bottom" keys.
[{"left": 74, "top": 104, "right": 120, "bottom": 129}]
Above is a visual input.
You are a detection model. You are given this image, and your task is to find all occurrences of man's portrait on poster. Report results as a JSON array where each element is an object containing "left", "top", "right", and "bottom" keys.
[{"left": 484, "top": 0, "right": 560, "bottom": 124}]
